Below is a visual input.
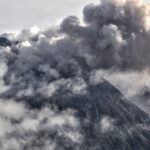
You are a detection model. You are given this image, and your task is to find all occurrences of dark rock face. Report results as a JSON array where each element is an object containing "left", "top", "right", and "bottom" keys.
[
  {"left": 0, "top": 37, "right": 11, "bottom": 47},
  {"left": 1, "top": 75, "right": 150, "bottom": 149},
  {"left": 15, "top": 80, "right": 149, "bottom": 150},
  {"left": 49, "top": 81, "right": 150, "bottom": 150}
]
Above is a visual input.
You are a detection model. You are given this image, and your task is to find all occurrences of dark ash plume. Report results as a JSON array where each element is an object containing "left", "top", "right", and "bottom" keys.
[{"left": 0, "top": 0, "right": 150, "bottom": 150}]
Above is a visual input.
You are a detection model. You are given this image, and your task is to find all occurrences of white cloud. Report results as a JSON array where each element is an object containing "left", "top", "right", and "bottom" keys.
[
  {"left": 100, "top": 116, "right": 114, "bottom": 133},
  {"left": 0, "top": 100, "right": 26, "bottom": 120}
]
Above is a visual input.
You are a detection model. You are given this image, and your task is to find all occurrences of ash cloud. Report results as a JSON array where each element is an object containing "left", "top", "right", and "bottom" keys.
[
  {"left": 60, "top": 0, "right": 150, "bottom": 70},
  {"left": 0, "top": 0, "right": 150, "bottom": 149}
]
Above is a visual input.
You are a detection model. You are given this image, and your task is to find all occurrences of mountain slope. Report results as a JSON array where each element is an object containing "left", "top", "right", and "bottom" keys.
[
  {"left": 44, "top": 80, "right": 150, "bottom": 150},
  {"left": 0, "top": 36, "right": 149, "bottom": 149}
]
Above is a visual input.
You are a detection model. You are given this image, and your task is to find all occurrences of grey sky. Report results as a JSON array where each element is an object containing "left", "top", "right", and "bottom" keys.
[{"left": 0, "top": 0, "right": 99, "bottom": 33}]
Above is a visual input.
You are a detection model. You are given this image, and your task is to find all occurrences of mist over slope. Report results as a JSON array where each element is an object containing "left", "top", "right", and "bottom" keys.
[{"left": 0, "top": 0, "right": 150, "bottom": 149}]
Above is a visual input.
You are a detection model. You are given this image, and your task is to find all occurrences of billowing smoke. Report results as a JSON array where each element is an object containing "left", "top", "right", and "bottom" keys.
[
  {"left": 0, "top": 0, "right": 150, "bottom": 149},
  {"left": 61, "top": 0, "right": 150, "bottom": 70}
]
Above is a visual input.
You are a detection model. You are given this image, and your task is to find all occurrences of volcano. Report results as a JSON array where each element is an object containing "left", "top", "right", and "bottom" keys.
[
  {"left": 0, "top": 0, "right": 150, "bottom": 149},
  {"left": 44, "top": 80, "right": 150, "bottom": 150}
]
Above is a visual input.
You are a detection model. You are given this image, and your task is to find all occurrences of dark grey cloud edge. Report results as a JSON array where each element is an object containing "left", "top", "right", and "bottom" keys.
[{"left": 0, "top": 0, "right": 150, "bottom": 149}]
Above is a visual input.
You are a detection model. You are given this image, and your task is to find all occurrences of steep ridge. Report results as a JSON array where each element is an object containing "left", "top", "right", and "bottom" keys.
[{"left": 46, "top": 80, "right": 150, "bottom": 150}]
